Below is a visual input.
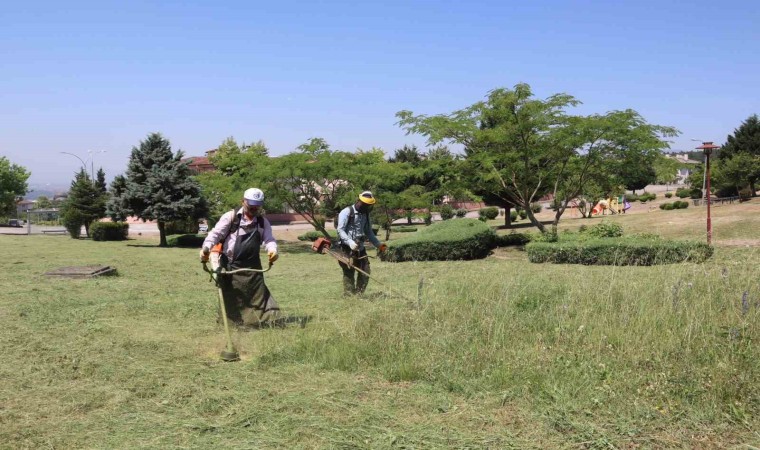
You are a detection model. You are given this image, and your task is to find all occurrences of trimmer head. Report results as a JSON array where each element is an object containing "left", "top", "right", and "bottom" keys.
[
  {"left": 220, "top": 350, "right": 240, "bottom": 362},
  {"left": 312, "top": 237, "right": 332, "bottom": 254}
]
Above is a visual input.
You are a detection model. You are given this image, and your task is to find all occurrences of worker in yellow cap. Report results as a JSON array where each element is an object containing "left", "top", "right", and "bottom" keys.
[{"left": 336, "top": 190, "right": 387, "bottom": 296}]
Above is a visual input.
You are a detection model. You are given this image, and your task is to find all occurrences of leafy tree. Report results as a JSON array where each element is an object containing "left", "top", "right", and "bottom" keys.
[
  {"left": 397, "top": 84, "right": 677, "bottom": 233},
  {"left": 712, "top": 153, "right": 760, "bottom": 197},
  {"left": 36, "top": 195, "right": 52, "bottom": 209},
  {"left": 615, "top": 151, "right": 657, "bottom": 192},
  {"left": 719, "top": 114, "right": 760, "bottom": 196},
  {"left": 60, "top": 169, "right": 106, "bottom": 237},
  {"left": 197, "top": 137, "right": 275, "bottom": 221},
  {"left": 0, "top": 157, "right": 30, "bottom": 216},
  {"left": 653, "top": 153, "right": 681, "bottom": 185},
  {"left": 110, "top": 133, "right": 208, "bottom": 247},
  {"left": 262, "top": 138, "right": 357, "bottom": 237}
]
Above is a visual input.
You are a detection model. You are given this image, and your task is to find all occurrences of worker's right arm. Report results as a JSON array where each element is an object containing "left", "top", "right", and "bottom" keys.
[
  {"left": 336, "top": 207, "right": 356, "bottom": 249},
  {"left": 200, "top": 211, "right": 233, "bottom": 261}
]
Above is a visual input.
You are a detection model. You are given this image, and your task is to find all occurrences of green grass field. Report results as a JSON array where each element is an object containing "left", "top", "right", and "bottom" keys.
[{"left": 1, "top": 203, "right": 759, "bottom": 449}]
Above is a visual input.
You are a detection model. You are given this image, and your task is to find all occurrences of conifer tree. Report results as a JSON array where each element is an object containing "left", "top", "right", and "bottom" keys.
[
  {"left": 112, "top": 133, "right": 208, "bottom": 246},
  {"left": 60, "top": 169, "right": 106, "bottom": 237}
]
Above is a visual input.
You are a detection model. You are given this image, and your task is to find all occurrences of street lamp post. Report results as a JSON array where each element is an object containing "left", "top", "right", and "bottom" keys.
[
  {"left": 60, "top": 152, "right": 87, "bottom": 176},
  {"left": 695, "top": 142, "right": 720, "bottom": 245}
]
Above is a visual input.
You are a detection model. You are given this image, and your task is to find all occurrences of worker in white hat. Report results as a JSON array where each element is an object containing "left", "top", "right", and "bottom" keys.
[
  {"left": 200, "top": 188, "right": 280, "bottom": 326},
  {"left": 336, "top": 190, "right": 387, "bottom": 296}
]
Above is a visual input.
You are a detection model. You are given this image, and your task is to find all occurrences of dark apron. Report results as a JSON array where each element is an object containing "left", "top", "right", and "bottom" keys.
[{"left": 220, "top": 225, "right": 279, "bottom": 326}]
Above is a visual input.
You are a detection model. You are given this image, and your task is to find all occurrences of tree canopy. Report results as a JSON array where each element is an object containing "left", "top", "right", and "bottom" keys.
[
  {"left": 0, "top": 157, "right": 30, "bottom": 217},
  {"left": 397, "top": 84, "right": 678, "bottom": 232}
]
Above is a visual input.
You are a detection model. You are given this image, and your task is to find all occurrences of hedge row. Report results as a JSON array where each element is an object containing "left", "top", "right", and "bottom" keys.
[
  {"left": 494, "top": 232, "right": 532, "bottom": 247},
  {"left": 526, "top": 239, "right": 713, "bottom": 266},
  {"left": 380, "top": 219, "right": 495, "bottom": 262},
  {"left": 297, "top": 230, "right": 338, "bottom": 241},
  {"left": 659, "top": 201, "right": 690, "bottom": 210},
  {"left": 91, "top": 222, "right": 129, "bottom": 241},
  {"left": 166, "top": 234, "right": 206, "bottom": 248}
]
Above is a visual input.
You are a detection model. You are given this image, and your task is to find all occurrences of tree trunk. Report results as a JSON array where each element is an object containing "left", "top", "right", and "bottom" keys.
[
  {"left": 751, "top": 180, "right": 757, "bottom": 197},
  {"left": 504, "top": 206, "right": 512, "bottom": 227},
  {"left": 524, "top": 204, "right": 545, "bottom": 233},
  {"left": 158, "top": 221, "right": 167, "bottom": 247}
]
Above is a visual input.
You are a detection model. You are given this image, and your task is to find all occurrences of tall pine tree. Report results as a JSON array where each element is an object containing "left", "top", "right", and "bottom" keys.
[
  {"left": 60, "top": 169, "right": 107, "bottom": 238},
  {"left": 112, "top": 133, "right": 207, "bottom": 246}
]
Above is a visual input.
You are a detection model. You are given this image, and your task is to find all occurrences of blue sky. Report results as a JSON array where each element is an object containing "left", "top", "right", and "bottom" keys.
[{"left": 2, "top": 0, "right": 758, "bottom": 188}]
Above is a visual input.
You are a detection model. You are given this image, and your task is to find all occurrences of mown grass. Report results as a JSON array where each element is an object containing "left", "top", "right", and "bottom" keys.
[{"left": 1, "top": 203, "right": 759, "bottom": 448}]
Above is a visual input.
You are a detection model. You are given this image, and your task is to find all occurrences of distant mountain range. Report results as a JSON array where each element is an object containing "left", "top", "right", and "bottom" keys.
[{"left": 25, "top": 185, "right": 68, "bottom": 200}]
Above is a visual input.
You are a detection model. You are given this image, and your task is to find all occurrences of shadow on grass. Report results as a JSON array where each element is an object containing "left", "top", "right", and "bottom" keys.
[
  {"left": 237, "top": 314, "right": 313, "bottom": 331},
  {"left": 495, "top": 220, "right": 554, "bottom": 230}
]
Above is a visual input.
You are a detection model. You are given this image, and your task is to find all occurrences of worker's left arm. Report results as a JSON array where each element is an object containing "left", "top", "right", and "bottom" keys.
[
  {"left": 262, "top": 217, "right": 278, "bottom": 255},
  {"left": 364, "top": 216, "right": 382, "bottom": 248}
]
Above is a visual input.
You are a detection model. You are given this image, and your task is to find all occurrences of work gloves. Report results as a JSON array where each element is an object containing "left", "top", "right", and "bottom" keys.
[
  {"left": 378, "top": 243, "right": 388, "bottom": 253},
  {"left": 200, "top": 247, "right": 210, "bottom": 263},
  {"left": 348, "top": 241, "right": 358, "bottom": 251},
  {"left": 268, "top": 250, "right": 279, "bottom": 264}
]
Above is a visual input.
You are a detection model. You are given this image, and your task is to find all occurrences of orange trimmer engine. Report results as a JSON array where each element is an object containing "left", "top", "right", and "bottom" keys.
[{"left": 312, "top": 237, "right": 332, "bottom": 254}]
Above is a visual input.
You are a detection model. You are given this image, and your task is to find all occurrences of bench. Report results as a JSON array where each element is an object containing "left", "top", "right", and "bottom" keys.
[{"left": 42, "top": 229, "right": 67, "bottom": 234}]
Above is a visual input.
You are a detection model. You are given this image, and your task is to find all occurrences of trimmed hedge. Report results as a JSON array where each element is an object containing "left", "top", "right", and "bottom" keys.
[
  {"left": 166, "top": 234, "right": 206, "bottom": 248},
  {"left": 297, "top": 230, "right": 338, "bottom": 241},
  {"left": 526, "top": 239, "right": 713, "bottom": 266},
  {"left": 91, "top": 222, "right": 129, "bottom": 241},
  {"left": 394, "top": 226, "right": 418, "bottom": 233},
  {"left": 380, "top": 219, "right": 495, "bottom": 262},
  {"left": 494, "top": 232, "right": 532, "bottom": 247},
  {"left": 659, "top": 201, "right": 689, "bottom": 210},
  {"left": 478, "top": 207, "right": 499, "bottom": 222}
]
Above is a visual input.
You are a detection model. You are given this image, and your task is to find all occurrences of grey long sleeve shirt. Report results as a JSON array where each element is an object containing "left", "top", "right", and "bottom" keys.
[{"left": 336, "top": 205, "right": 381, "bottom": 249}]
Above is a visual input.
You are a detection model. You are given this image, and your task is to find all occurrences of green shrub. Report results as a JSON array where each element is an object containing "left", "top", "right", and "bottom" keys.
[
  {"left": 439, "top": 204, "right": 455, "bottom": 220},
  {"left": 584, "top": 221, "right": 623, "bottom": 238},
  {"left": 164, "top": 217, "right": 200, "bottom": 235},
  {"left": 662, "top": 203, "right": 674, "bottom": 210},
  {"left": 676, "top": 201, "right": 689, "bottom": 209},
  {"left": 676, "top": 188, "right": 691, "bottom": 198},
  {"left": 62, "top": 212, "right": 83, "bottom": 239},
  {"left": 518, "top": 209, "right": 527, "bottom": 220},
  {"left": 455, "top": 208, "right": 467, "bottom": 218},
  {"left": 526, "top": 238, "right": 713, "bottom": 265},
  {"left": 626, "top": 193, "right": 639, "bottom": 202},
  {"left": 509, "top": 210, "right": 518, "bottom": 221},
  {"left": 690, "top": 188, "right": 703, "bottom": 199},
  {"left": 423, "top": 212, "right": 433, "bottom": 225},
  {"left": 380, "top": 219, "right": 495, "bottom": 262},
  {"left": 297, "top": 230, "right": 338, "bottom": 241},
  {"left": 166, "top": 234, "right": 206, "bottom": 248},
  {"left": 477, "top": 207, "right": 499, "bottom": 222},
  {"left": 530, "top": 202, "right": 542, "bottom": 213},
  {"left": 739, "top": 188, "right": 753, "bottom": 201},
  {"left": 394, "top": 226, "right": 418, "bottom": 233},
  {"left": 664, "top": 192, "right": 673, "bottom": 198},
  {"left": 494, "top": 232, "right": 531, "bottom": 247},
  {"left": 90, "top": 222, "right": 129, "bottom": 241}
]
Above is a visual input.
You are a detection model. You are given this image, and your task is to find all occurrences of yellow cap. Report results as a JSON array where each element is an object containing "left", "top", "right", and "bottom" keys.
[{"left": 358, "top": 191, "right": 376, "bottom": 205}]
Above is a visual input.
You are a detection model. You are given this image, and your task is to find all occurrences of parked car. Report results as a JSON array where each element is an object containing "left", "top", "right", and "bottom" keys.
[
  {"left": 8, "top": 219, "right": 22, "bottom": 228},
  {"left": 198, "top": 223, "right": 208, "bottom": 233}
]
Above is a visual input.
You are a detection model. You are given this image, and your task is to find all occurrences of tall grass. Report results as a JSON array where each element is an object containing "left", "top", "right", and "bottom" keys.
[{"left": 1, "top": 222, "right": 758, "bottom": 447}]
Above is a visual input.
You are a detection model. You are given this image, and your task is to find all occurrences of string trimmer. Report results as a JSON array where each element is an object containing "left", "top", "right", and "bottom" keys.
[
  {"left": 311, "top": 237, "right": 422, "bottom": 304},
  {"left": 202, "top": 261, "right": 272, "bottom": 362}
]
